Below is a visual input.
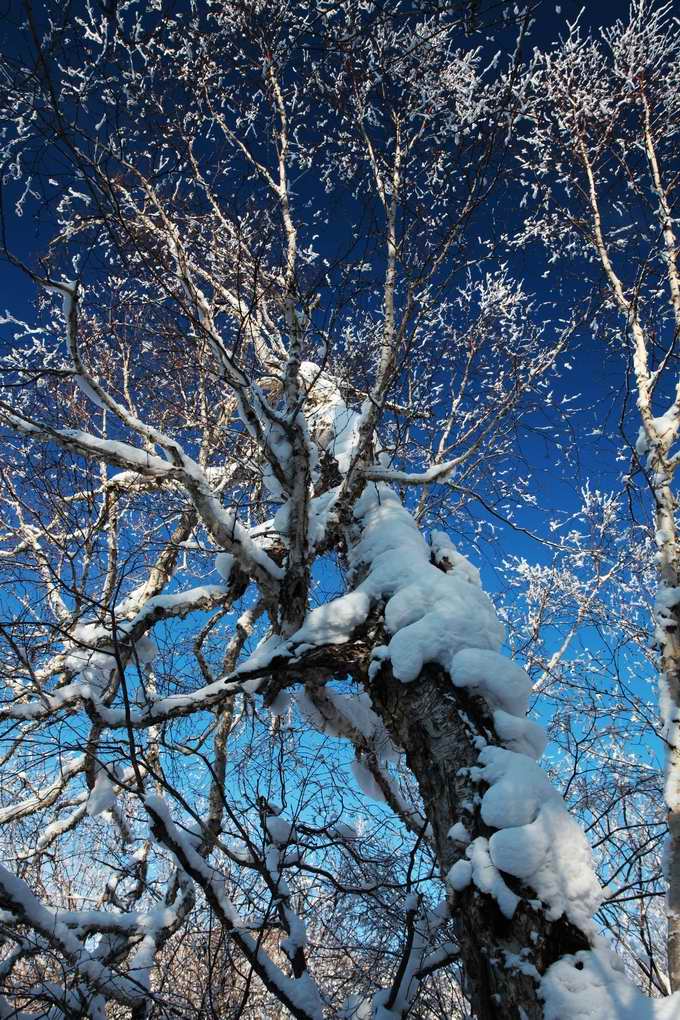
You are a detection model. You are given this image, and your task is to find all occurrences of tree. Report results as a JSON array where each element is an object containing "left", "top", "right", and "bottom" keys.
[
  {"left": 0, "top": 1, "right": 678, "bottom": 1018},
  {"left": 514, "top": 0, "right": 680, "bottom": 991},
  {"left": 501, "top": 487, "right": 670, "bottom": 993}
]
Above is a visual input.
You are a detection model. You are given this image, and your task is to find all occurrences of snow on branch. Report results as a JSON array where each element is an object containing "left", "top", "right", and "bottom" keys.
[{"left": 144, "top": 794, "right": 324, "bottom": 1020}]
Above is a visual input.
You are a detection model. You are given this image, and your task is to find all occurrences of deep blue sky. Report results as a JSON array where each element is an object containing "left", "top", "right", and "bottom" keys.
[{"left": 0, "top": 0, "right": 674, "bottom": 575}]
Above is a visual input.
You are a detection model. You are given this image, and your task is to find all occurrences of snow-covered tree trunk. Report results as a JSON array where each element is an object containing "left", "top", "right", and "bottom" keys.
[
  {"left": 369, "top": 666, "right": 590, "bottom": 1019},
  {"left": 325, "top": 477, "right": 601, "bottom": 1019}
]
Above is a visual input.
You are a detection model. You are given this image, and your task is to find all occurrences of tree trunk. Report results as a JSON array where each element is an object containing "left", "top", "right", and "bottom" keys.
[
  {"left": 370, "top": 663, "right": 591, "bottom": 1020},
  {"left": 653, "top": 488, "right": 680, "bottom": 992},
  {"left": 662, "top": 609, "right": 680, "bottom": 992}
]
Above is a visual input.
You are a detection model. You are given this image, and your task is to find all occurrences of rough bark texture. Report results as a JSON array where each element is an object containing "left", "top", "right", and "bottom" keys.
[
  {"left": 664, "top": 606, "right": 680, "bottom": 992},
  {"left": 649, "top": 480, "right": 680, "bottom": 991},
  {"left": 370, "top": 663, "right": 591, "bottom": 1020}
]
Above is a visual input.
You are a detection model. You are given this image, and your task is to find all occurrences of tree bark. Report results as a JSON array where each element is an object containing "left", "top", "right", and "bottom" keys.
[
  {"left": 664, "top": 606, "right": 680, "bottom": 992},
  {"left": 370, "top": 662, "right": 591, "bottom": 1020}
]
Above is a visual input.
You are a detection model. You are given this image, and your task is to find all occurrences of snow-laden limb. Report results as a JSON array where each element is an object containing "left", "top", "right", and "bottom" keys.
[
  {"left": 363, "top": 458, "right": 459, "bottom": 485},
  {"left": 179, "top": 465, "right": 285, "bottom": 585},
  {"left": 143, "top": 794, "right": 325, "bottom": 1020},
  {"left": 86, "top": 768, "right": 118, "bottom": 817},
  {"left": 3, "top": 282, "right": 283, "bottom": 588},
  {"left": 274, "top": 486, "right": 341, "bottom": 552},
  {"left": 0, "top": 865, "right": 148, "bottom": 1008},
  {"left": 0, "top": 849, "right": 193, "bottom": 1016},
  {"left": 350, "top": 757, "right": 388, "bottom": 803},
  {"left": 16, "top": 799, "right": 89, "bottom": 862},
  {"left": 349, "top": 896, "right": 453, "bottom": 1020},
  {"left": 294, "top": 685, "right": 431, "bottom": 839},
  {"left": 0, "top": 410, "right": 179, "bottom": 478},
  {"left": 32, "top": 623, "right": 362, "bottom": 729},
  {"left": 120, "top": 202, "right": 312, "bottom": 617},
  {"left": 296, "top": 687, "right": 399, "bottom": 764},
  {"left": 0, "top": 584, "right": 234, "bottom": 723},
  {"left": 356, "top": 488, "right": 596, "bottom": 929},
  {"left": 1, "top": 900, "right": 180, "bottom": 940},
  {"left": 258, "top": 806, "right": 318, "bottom": 986},
  {"left": 68, "top": 583, "right": 230, "bottom": 660},
  {"left": 300, "top": 367, "right": 363, "bottom": 477},
  {"left": 0, "top": 754, "right": 84, "bottom": 824}
]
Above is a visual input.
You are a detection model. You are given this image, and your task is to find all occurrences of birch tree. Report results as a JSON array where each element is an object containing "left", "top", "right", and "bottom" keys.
[
  {"left": 514, "top": 0, "right": 680, "bottom": 991},
  {"left": 0, "top": 1, "right": 678, "bottom": 1018},
  {"left": 502, "top": 488, "right": 670, "bottom": 993}
]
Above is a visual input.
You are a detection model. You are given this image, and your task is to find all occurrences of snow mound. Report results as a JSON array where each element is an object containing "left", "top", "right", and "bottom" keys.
[
  {"left": 540, "top": 947, "right": 680, "bottom": 1019},
  {"left": 215, "top": 552, "right": 234, "bottom": 582},
  {"left": 451, "top": 648, "right": 532, "bottom": 717},
  {"left": 430, "top": 529, "right": 480, "bottom": 585},
  {"left": 290, "top": 591, "right": 370, "bottom": 648},
  {"left": 472, "top": 746, "right": 602, "bottom": 933},
  {"left": 447, "top": 648, "right": 546, "bottom": 759},
  {"left": 351, "top": 485, "right": 503, "bottom": 682},
  {"left": 448, "top": 835, "right": 520, "bottom": 919}
]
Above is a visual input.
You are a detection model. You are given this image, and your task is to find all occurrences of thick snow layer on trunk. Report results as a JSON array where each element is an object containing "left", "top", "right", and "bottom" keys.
[
  {"left": 540, "top": 947, "right": 680, "bottom": 1018},
  {"left": 472, "top": 746, "right": 603, "bottom": 935}
]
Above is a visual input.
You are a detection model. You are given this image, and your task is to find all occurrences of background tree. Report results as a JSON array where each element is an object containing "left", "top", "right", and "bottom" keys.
[
  {"left": 514, "top": 0, "right": 680, "bottom": 989},
  {"left": 501, "top": 487, "right": 669, "bottom": 993}
]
